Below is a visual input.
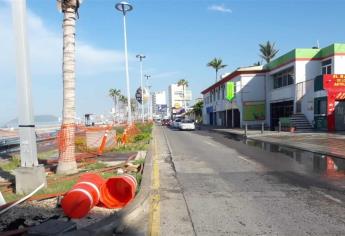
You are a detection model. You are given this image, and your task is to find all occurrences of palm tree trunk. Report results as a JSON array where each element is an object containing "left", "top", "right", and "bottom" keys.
[
  {"left": 215, "top": 70, "right": 218, "bottom": 83},
  {"left": 183, "top": 85, "right": 186, "bottom": 109},
  {"left": 113, "top": 96, "right": 117, "bottom": 124},
  {"left": 115, "top": 96, "right": 117, "bottom": 123},
  {"left": 57, "top": 8, "right": 77, "bottom": 174}
]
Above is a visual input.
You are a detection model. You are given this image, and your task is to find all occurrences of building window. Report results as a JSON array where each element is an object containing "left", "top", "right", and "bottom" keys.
[
  {"left": 221, "top": 85, "right": 225, "bottom": 99},
  {"left": 272, "top": 67, "right": 294, "bottom": 89},
  {"left": 322, "top": 59, "right": 332, "bottom": 75}
]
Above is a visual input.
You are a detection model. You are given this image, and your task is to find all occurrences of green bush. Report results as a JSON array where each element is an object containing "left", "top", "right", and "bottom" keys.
[
  {"left": 135, "top": 123, "right": 153, "bottom": 134},
  {"left": 113, "top": 126, "right": 125, "bottom": 135},
  {"left": 133, "top": 133, "right": 150, "bottom": 143}
]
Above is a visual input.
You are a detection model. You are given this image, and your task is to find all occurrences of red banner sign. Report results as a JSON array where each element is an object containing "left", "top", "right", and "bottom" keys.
[
  {"left": 323, "top": 74, "right": 345, "bottom": 91},
  {"left": 323, "top": 74, "right": 345, "bottom": 131}
]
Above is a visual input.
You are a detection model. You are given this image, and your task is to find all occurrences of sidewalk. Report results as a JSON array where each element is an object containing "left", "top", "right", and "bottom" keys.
[{"left": 203, "top": 125, "right": 345, "bottom": 159}]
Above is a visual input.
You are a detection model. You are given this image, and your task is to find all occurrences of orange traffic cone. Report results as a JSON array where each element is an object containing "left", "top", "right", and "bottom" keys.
[
  {"left": 61, "top": 173, "right": 105, "bottom": 218},
  {"left": 99, "top": 174, "right": 137, "bottom": 209}
]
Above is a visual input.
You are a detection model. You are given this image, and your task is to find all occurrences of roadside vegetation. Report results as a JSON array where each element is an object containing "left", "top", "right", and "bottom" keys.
[{"left": 0, "top": 122, "right": 152, "bottom": 202}]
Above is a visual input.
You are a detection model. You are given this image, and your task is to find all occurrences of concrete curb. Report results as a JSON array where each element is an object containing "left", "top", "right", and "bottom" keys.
[
  {"left": 209, "top": 128, "right": 345, "bottom": 159},
  {"left": 63, "top": 144, "right": 153, "bottom": 236}
]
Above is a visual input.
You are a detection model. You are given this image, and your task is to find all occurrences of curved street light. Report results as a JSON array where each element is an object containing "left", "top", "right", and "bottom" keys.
[
  {"left": 115, "top": 1, "right": 133, "bottom": 124},
  {"left": 115, "top": 1, "right": 133, "bottom": 15},
  {"left": 136, "top": 54, "right": 146, "bottom": 123}
]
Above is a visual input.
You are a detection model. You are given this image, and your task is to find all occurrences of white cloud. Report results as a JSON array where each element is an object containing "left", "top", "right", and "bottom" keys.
[
  {"left": 0, "top": 3, "right": 128, "bottom": 124},
  {"left": 208, "top": 4, "right": 232, "bottom": 13},
  {"left": 0, "top": 3, "right": 126, "bottom": 78}
]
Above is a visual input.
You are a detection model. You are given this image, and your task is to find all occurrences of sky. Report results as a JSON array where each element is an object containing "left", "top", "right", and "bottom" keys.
[{"left": 1, "top": 0, "right": 345, "bottom": 125}]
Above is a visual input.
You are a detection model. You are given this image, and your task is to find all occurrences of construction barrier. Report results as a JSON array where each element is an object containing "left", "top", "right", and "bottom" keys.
[
  {"left": 61, "top": 173, "right": 105, "bottom": 218},
  {"left": 99, "top": 174, "right": 137, "bottom": 209},
  {"left": 97, "top": 129, "right": 109, "bottom": 155}
]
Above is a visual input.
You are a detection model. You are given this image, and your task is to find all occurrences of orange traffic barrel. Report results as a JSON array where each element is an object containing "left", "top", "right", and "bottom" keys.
[
  {"left": 100, "top": 174, "right": 137, "bottom": 209},
  {"left": 61, "top": 173, "right": 105, "bottom": 218}
]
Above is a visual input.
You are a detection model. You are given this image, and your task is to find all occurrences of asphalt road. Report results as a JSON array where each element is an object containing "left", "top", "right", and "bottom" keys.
[{"left": 154, "top": 125, "right": 345, "bottom": 236}]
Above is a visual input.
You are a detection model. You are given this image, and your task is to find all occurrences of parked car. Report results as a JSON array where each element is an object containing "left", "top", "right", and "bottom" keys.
[
  {"left": 154, "top": 118, "right": 161, "bottom": 125},
  {"left": 172, "top": 119, "right": 182, "bottom": 129},
  {"left": 162, "top": 119, "right": 170, "bottom": 126},
  {"left": 179, "top": 119, "right": 195, "bottom": 130}
]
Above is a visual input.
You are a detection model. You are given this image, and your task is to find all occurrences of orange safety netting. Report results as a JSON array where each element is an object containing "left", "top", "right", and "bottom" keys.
[
  {"left": 57, "top": 124, "right": 76, "bottom": 162},
  {"left": 57, "top": 124, "right": 119, "bottom": 158}
]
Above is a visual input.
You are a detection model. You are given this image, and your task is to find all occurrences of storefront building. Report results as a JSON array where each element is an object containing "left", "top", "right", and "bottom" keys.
[
  {"left": 202, "top": 66, "right": 267, "bottom": 128},
  {"left": 201, "top": 43, "right": 345, "bottom": 131}
]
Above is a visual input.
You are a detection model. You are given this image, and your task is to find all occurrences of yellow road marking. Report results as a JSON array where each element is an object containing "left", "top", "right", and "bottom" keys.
[{"left": 149, "top": 134, "right": 160, "bottom": 236}]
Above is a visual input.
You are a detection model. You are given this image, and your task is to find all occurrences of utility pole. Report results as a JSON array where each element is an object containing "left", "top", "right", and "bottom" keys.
[
  {"left": 144, "top": 74, "right": 151, "bottom": 120},
  {"left": 11, "top": 0, "right": 46, "bottom": 194},
  {"left": 136, "top": 54, "right": 146, "bottom": 122}
]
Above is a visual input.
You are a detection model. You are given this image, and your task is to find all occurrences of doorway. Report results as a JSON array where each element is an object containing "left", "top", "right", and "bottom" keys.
[{"left": 335, "top": 101, "right": 345, "bottom": 131}]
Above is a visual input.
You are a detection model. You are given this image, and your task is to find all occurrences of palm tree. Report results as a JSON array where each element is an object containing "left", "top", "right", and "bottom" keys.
[
  {"left": 192, "top": 100, "right": 203, "bottom": 121},
  {"left": 207, "top": 58, "right": 227, "bottom": 82},
  {"left": 56, "top": 0, "right": 81, "bottom": 175},
  {"left": 177, "top": 79, "right": 189, "bottom": 109},
  {"left": 109, "top": 88, "right": 121, "bottom": 122},
  {"left": 259, "top": 41, "right": 279, "bottom": 63},
  {"left": 119, "top": 94, "right": 128, "bottom": 104},
  {"left": 130, "top": 98, "right": 137, "bottom": 113},
  {"left": 118, "top": 94, "right": 128, "bottom": 122}
]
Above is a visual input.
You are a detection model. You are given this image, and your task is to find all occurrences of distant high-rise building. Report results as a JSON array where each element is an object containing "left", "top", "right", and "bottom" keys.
[
  {"left": 152, "top": 91, "right": 167, "bottom": 116},
  {"left": 168, "top": 84, "right": 192, "bottom": 109}
]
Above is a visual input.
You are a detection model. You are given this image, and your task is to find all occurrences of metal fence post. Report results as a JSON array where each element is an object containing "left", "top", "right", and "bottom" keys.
[
  {"left": 261, "top": 122, "right": 264, "bottom": 134},
  {"left": 278, "top": 121, "right": 281, "bottom": 133},
  {"left": 244, "top": 123, "right": 247, "bottom": 137}
]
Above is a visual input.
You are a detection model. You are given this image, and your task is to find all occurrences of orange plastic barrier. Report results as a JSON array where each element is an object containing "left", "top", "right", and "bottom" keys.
[
  {"left": 61, "top": 173, "right": 105, "bottom": 218},
  {"left": 97, "top": 130, "right": 109, "bottom": 155},
  {"left": 99, "top": 174, "right": 137, "bottom": 209}
]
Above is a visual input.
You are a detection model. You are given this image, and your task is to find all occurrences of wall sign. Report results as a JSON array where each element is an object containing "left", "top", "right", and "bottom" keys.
[
  {"left": 323, "top": 74, "right": 345, "bottom": 131},
  {"left": 226, "top": 82, "right": 235, "bottom": 101}
]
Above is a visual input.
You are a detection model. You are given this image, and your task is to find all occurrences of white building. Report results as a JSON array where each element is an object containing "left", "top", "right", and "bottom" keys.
[
  {"left": 168, "top": 84, "right": 192, "bottom": 109},
  {"left": 152, "top": 91, "right": 167, "bottom": 116},
  {"left": 202, "top": 66, "right": 266, "bottom": 127},
  {"left": 202, "top": 43, "right": 345, "bottom": 131}
]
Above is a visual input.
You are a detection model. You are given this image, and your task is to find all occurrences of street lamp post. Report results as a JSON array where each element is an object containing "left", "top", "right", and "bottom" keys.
[
  {"left": 11, "top": 0, "right": 46, "bottom": 194},
  {"left": 136, "top": 54, "right": 146, "bottom": 123},
  {"left": 144, "top": 74, "right": 151, "bottom": 120},
  {"left": 115, "top": 1, "right": 133, "bottom": 124}
]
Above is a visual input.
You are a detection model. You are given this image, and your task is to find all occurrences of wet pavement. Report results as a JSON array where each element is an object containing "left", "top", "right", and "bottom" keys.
[
  {"left": 154, "top": 125, "right": 345, "bottom": 235},
  {"left": 209, "top": 127, "right": 345, "bottom": 159}
]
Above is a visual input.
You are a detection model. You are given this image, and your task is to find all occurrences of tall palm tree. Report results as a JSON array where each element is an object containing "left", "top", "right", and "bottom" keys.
[
  {"left": 259, "top": 41, "right": 279, "bottom": 63},
  {"left": 109, "top": 88, "right": 121, "bottom": 122},
  {"left": 119, "top": 94, "right": 128, "bottom": 104},
  {"left": 207, "top": 58, "right": 227, "bottom": 82},
  {"left": 130, "top": 98, "right": 137, "bottom": 113},
  {"left": 177, "top": 79, "right": 189, "bottom": 109},
  {"left": 192, "top": 100, "right": 203, "bottom": 120},
  {"left": 56, "top": 0, "right": 81, "bottom": 174}
]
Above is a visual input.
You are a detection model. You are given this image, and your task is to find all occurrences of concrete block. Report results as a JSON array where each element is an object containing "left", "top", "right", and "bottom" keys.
[{"left": 14, "top": 165, "right": 47, "bottom": 194}]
